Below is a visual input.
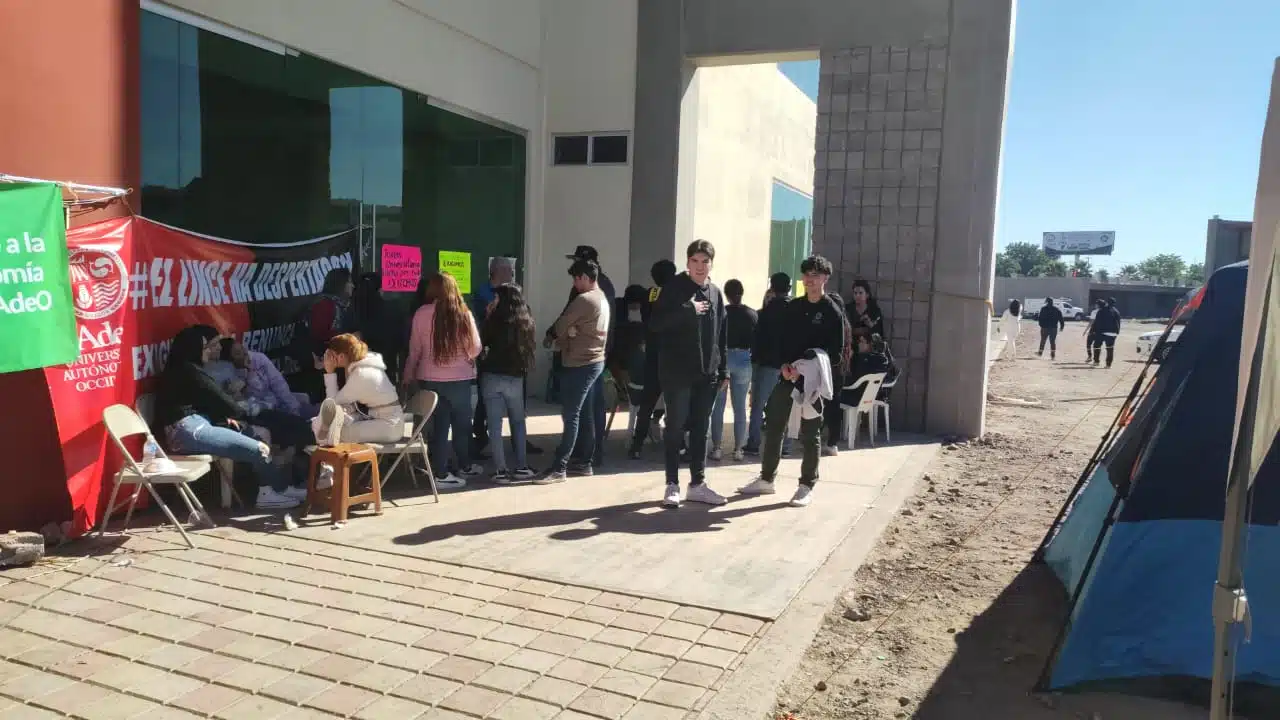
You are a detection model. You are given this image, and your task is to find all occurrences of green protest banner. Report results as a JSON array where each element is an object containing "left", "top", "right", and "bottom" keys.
[{"left": 0, "top": 182, "right": 77, "bottom": 373}]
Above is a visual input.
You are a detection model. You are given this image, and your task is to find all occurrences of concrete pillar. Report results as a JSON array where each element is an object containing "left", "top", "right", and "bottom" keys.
[{"left": 0, "top": 0, "right": 140, "bottom": 531}]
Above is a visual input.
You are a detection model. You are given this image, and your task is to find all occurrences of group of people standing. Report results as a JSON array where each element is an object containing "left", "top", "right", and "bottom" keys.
[{"left": 1005, "top": 296, "right": 1123, "bottom": 367}]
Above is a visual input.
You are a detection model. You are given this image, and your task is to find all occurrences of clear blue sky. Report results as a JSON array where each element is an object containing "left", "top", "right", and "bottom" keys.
[{"left": 999, "top": 0, "right": 1280, "bottom": 271}]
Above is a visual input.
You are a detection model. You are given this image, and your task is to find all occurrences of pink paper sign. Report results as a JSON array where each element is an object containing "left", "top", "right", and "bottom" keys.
[{"left": 381, "top": 244, "right": 422, "bottom": 292}]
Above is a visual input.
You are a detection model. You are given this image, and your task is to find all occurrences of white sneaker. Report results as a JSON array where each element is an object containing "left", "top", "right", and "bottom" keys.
[
  {"left": 316, "top": 463, "right": 334, "bottom": 490},
  {"left": 283, "top": 486, "right": 308, "bottom": 501},
  {"left": 662, "top": 484, "right": 682, "bottom": 508},
  {"left": 686, "top": 484, "right": 727, "bottom": 506},
  {"left": 491, "top": 470, "right": 513, "bottom": 484},
  {"left": 709, "top": 448, "right": 723, "bottom": 462},
  {"left": 316, "top": 399, "right": 343, "bottom": 447},
  {"left": 790, "top": 485, "right": 813, "bottom": 507},
  {"left": 438, "top": 473, "right": 468, "bottom": 488},
  {"left": 732, "top": 449, "right": 745, "bottom": 462},
  {"left": 822, "top": 445, "right": 839, "bottom": 457},
  {"left": 459, "top": 464, "right": 485, "bottom": 477},
  {"left": 737, "top": 477, "right": 777, "bottom": 495},
  {"left": 511, "top": 467, "right": 538, "bottom": 480},
  {"left": 257, "top": 487, "right": 301, "bottom": 510}
]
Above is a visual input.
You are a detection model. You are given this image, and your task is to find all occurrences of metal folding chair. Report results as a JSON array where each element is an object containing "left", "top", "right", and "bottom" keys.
[
  {"left": 98, "top": 404, "right": 213, "bottom": 549},
  {"left": 377, "top": 390, "right": 440, "bottom": 502}
]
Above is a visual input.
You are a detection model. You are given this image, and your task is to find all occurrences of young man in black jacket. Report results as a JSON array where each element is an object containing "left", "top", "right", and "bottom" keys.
[
  {"left": 1088, "top": 297, "right": 1122, "bottom": 368},
  {"left": 629, "top": 259, "right": 678, "bottom": 458},
  {"left": 745, "top": 272, "right": 793, "bottom": 456},
  {"left": 649, "top": 240, "right": 729, "bottom": 508},
  {"left": 739, "top": 255, "right": 845, "bottom": 507},
  {"left": 1037, "top": 297, "right": 1066, "bottom": 360}
]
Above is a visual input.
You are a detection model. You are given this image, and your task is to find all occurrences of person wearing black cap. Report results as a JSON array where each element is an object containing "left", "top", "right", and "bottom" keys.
[
  {"left": 559, "top": 246, "right": 616, "bottom": 467},
  {"left": 744, "top": 272, "right": 793, "bottom": 456}
]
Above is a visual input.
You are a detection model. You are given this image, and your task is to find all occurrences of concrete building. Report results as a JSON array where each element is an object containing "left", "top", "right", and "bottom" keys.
[
  {"left": 0, "top": 0, "right": 1015, "bottom": 437},
  {"left": 1206, "top": 216, "right": 1252, "bottom": 272},
  {"left": 994, "top": 276, "right": 1193, "bottom": 319}
]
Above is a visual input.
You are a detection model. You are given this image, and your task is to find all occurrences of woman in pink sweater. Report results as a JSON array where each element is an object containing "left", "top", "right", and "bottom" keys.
[{"left": 404, "top": 272, "right": 483, "bottom": 486}]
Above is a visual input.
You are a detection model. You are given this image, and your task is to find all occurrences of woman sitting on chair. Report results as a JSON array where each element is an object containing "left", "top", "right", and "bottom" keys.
[
  {"left": 154, "top": 325, "right": 303, "bottom": 510},
  {"left": 839, "top": 334, "right": 896, "bottom": 408},
  {"left": 312, "top": 333, "right": 404, "bottom": 446}
]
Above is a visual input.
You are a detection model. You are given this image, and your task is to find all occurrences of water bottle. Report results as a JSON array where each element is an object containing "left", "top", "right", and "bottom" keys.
[{"left": 142, "top": 437, "right": 160, "bottom": 465}]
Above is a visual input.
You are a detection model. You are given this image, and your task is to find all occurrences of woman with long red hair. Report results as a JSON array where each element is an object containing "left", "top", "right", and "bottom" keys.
[{"left": 404, "top": 272, "right": 483, "bottom": 487}]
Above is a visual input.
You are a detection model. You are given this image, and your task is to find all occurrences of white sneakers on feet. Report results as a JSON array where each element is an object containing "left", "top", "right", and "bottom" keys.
[
  {"left": 686, "top": 484, "right": 727, "bottom": 506},
  {"left": 438, "top": 473, "right": 468, "bottom": 488},
  {"left": 709, "top": 448, "right": 723, "bottom": 462},
  {"left": 821, "top": 444, "right": 839, "bottom": 457},
  {"left": 737, "top": 477, "right": 777, "bottom": 495},
  {"left": 315, "top": 462, "right": 334, "bottom": 490},
  {"left": 732, "top": 449, "right": 745, "bottom": 462},
  {"left": 459, "top": 464, "right": 485, "bottom": 477},
  {"left": 283, "top": 486, "right": 308, "bottom": 501},
  {"left": 662, "top": 484, "right": 682, "bottom": 508},
  {"left": 790, "top": 485, "right": 813, "bottom": 507},
  {"left": 317, "top": 399, "right": 343, "bottom": 447},
  {"left": 257, "top": 486, "right": 301, "bottom": 510},
  {"left": 511, "top": 467, "right": 538, "bottom": 480}
]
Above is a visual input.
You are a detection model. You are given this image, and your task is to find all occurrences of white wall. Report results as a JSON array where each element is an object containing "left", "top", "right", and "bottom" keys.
[
  {"left": 685, "top": 64, "right": 816, "bottom": 305},
  {"left": 535, "top": 0, "right": 639, "bottom": 339}
]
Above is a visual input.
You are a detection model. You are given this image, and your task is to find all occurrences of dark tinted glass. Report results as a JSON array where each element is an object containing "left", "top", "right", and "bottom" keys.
[
  {"left": 591, "top": 135, "right": 629, "bottom": 164},
  {"left": 554, "top": 135, "right": 589, "bottom": 165}
]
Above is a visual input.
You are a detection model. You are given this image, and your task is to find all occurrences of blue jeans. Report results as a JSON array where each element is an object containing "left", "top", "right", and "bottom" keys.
[
  {"left": 167, "top": 415, "right": 288, "bottom": 491},
  {"left": 481, "top": 373, "right": 527, "bottom": 470},
  {"left": 573, "top": 374, "right": 607, "bottom": 466},
  {"left": 555, "top": 362, "right": 603, "bottom": 472},
  {"left": 748, "top": 365, "right": 780, "bottom": 450},
  {"left": 420, "top": 379, "right": 474, "bottom": 472},
  {"left": 711, "top": 349, "right": 752, "bottom": 451}
]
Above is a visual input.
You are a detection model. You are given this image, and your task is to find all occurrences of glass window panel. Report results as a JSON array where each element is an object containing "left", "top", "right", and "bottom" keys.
[
  {"left": 590, "top": 135, "right": 628, "bottom": 164},
  {"left": 554, "top": 135, "right": 589, "bottom": 165},
  {"left": 768, "top": 181, "right": 814, "bottom": 287}
]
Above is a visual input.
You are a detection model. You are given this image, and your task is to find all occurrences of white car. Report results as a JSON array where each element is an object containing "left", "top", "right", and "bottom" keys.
[{"left": 1137, "top": 327, "right": 1183, "bottom": 362}]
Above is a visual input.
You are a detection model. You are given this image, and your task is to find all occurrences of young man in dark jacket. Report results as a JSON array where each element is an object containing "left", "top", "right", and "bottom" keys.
[
  {"left": 745, "top": 272, "right": 792, "bottom": 455},
  {"left": 1089, "top": 297, "right": 1122, "bottom": 368},
  {"left": 649, "top": 240, "right": 728, "bottom": 508},
  {"left": 1037, "top": 297, "right": 1065, "bottom": 360},
  {"left": 739, "top": 255, "right": 845, "bottom": 508},
  {"left": 629, "top": 259, "right": 678, "bottom": 458}
]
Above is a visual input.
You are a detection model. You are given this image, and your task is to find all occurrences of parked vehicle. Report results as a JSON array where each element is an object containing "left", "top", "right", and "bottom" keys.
[
  {"left": 1022, "top": 298, "right": 1087, "bottom": 321},
  {"left": 1137, "top": 326, "right": 1183, "bottom": 363}
]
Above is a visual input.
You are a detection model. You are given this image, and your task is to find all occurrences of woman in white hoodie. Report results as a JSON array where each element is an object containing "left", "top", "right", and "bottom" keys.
[{"left": 313, "top": 333, "right": 404, "bottom": 446}]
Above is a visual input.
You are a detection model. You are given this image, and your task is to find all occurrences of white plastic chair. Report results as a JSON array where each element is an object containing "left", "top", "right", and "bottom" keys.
[
  {"left": 841, "top": 372, "right": 888, "bottom": 449},
  {"left": 99, "top": 404, "right": 213, "bottom": 548}
]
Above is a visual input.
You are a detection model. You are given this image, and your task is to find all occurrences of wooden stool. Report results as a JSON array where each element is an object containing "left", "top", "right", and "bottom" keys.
[{"left": 305, "top": 443, "right": 382, "bottom": 523}]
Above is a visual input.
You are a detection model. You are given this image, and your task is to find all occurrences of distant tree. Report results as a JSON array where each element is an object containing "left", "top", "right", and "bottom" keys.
[
  {"left": 1119, "top": 264, "right": 1141, "bottom": 281},
  {"left": 995, "top": 253, "right": 1018, "bottom": 278},
  {"left": 1043, "top": 259, "right": 1069, "bottom": 277},
  {"left": 1002, "top": 242, "right": 1051, "bottom": 276},
  {"left": 1138, "top": 254, "right": 1187, "bottom": 285},
  {"left": 1072, "top": 258, "right": 1093, "bottom": 278},
  {"left": 1186, "top": 262, "right": 1206, "bottom": 285},
  {"left": 1096, "top": 268, "right": 1110, "bottom": 283}
]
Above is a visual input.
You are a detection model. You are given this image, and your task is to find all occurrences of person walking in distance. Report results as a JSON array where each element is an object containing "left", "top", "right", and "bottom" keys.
[
  {"left": 1089, "top": 297, "right": 1122, "bottom": 368},
  {"left": 649, "top": 240, "right": 730, "bottom": 508},
  {"left": 538, "top": 259, "right": 610, "bottom": 484},
  {"left": 738, "top": 255, "right": 846, "bottom": 507},
  {"left": 1036, "top": 297, "right": 1065, "bottom": 360},
  {"left": 708, "top": 279, "right": 757, "bottom": 462}
]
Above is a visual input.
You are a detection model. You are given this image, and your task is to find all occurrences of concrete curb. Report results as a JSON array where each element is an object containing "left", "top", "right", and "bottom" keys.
[{"left": 697, "top": 440, "right": 941, "bottom": 720}]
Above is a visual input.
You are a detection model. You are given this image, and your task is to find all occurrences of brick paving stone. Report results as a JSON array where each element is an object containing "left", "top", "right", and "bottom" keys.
[
  {"left": 13, "top": 640, "right": 87, "bottom": 669},
  {"left": 475, "top": 572, "right": 524, "bottom": 590},
  {"left": 220, "top": 634, "right": 291, "bottom": 662},
  {"left": 49, "top": 652, "right": 118, "bottom": 680},
  {"left": 470, "top": 603, "right": 522, "bottom": 623},
  {"left": 347, "top": 663, "right": 416, "bottom": 693},
  {"left": 0, "top": 705, "right": 60, "bottom": 720},
  {"left": 172, "top": 683, "right": 250, "bottom": 716},
  {"left": 418, "top": 709, "right": 471, "bottom": 720},
  {"left": 629, "top": 600, "right": 677, "bottom": 619},
  {"left": 551, "top": 618, "right": 604, "bottom": 641},
  {"left": 484, "top": 624, "right": 540, "bottom": 647},
  {"left": 439, "top": 684, "right": 509, "bottom": 716},
  {"left": 531, "top": 596, "right": 582, "bottom": 617},
  {"left": 590, "top": 593, "right": 638, "bottom": 612},
  {"left": 667, "top": 607, "right": 719, "bottom": 627},
  {"left": 458, "top": 639, "right": 518, "bottom": 664},
  {"left": 217, "top": 661, "right": 293, "bottom": 692},
  {"left": 184, "top": 627, "right": 242, "bottom": 652},
  {"left": 135, "top": 706, "right": 207, "bottom": 720},
  {"left": 0, "top": 668, "right": 73, "bottom": 701},
  {"left": 433, "top": 595, "right": 484, "bottom": 615},
  {"left": 73, "top": 691, "right": 162, "bottom": 720},
  {"left": 344, "top": 637, "right": 404, "bottom": 663},
  {"left": 571, "top": 643, "right": 629, "bottom": 668},
  {"left": 570, "top": 604, "right": 620, "bottom": 626},
  {"left": 275, "top": 708, "right": 343, "bottom": 720},
  {"left": 455, "top": 583, "right": 506, "bottom": 602},
  {"left": 129, "top": 670, "right": 206, "bottom": 703},
  {"left": 421, "top": 576, "right": 469, "bottom": 596},
  {"left": 501, "top": 648, "right": 562, "bottom": 674},
  {"left": 653, "top": 620, "right": 704, "bottom": 642},
  {"left": 521, "top": 676, "right": 587, "bottom": 707},
  {"left": 188, "top": 607, "right": 246, "bottom": 627},
  {"left": 414, "top": 631, "right": 473, "bottom": 654},
  {"left": 353, "top": 694, "right": 431, "bottom": 720},
  {"left": 101, "top": 633, "right": 173, "bottom": 661},
  {"left": 378, "top": 646, "right": 445, "bottom": 673},
  {"left": 595, "top": 668, "right": 658, "bottom": 699},
  {"left": 568, "top": 688, "right": 635, "bottom": 720},
  {"left": 514, "top": 579, "right": 563, "bottom": 596},
  {"left": 528, "top": 632, "right": 587, "bottom": 657},
  {"left": 620, "top": 701, "right": 687, "bottom": 720},
  {"left": 391, "top": 674, "right": 461, "bottom": 706},
  {"left": 680, "top": 645, "right": 736, "bottom": 669},
  {"left": 215, "top": 694, "right": 296, "bottom": 720},
  {"left": 179, "top": 652, "right": 250, "bottom": 682},
  {"left": 694, "top": 629, "right": 750, "bottom": 653},
  {"left": 0, "top": 630, "right": 46, "bottom": 659},
  {"left": 372, "top": 623, "right": 431, "bottom": 646},
  {"left": 550, "top": 712, "right": 597, "bottom": 720},
  {"left": 260, "top": 645, "right": 331, "bottom": 671},
  {"left": 593, "top": 627, "right": 646, "bottom": 650},
  {"left": 397, "top": 588, "right": 448, "bottom": 607},
  {"left": 0, "top": 659, "right": 31, "bottom": 684},
  {"left": 305, "top": 683, "right": 381, "bottom": 717},
  {"left": 710, "top": 614, "right": 764, "bottom": 636},
  {"left": 641, "top": 680, "right": 704, "bottom": 710},
  {"left": 489, "top": 696, "right": 560, "bottom": 720},
  {"left": 449, "top": 615, "right": 501, "bottom": 638},
  {"left": 34, "top": 679, "right": 112, "bottom": 714},
  {"left": 79, "top": 602, "right": 141, "bottom": 625},
  {"left": 296, "top": 629, "right": 366, "bottom": 654},
  {"left": 427, "top": 655, "right": 492, "bottom": 684},
  {"left": 261, "top": 672, "right": 335, "bottom": 704},
  {"left": 303, "top": 653, "right": 373, "bottom": 682},
  {"left": 140, "top": 642, "right": 209, "bottom": 671},
  {"left": 473, "top": 665, "right": 538, "bottom": 694},
  {"left": 615, "top": 652, "right": 676, "bottom": 679},
  {"left": 551, "top": 586, "right": 601, "bottom": 604},
  {"left": 661, "top": 661, "right": 721, "bottom": 689},
  {"left": 636, "top": 635, "right": 693, "bottom": 659},
  {"left": 548, "top": 658, "right": 608, "bottom": 686},
  {"left": 494, "top": 590, "right": 542, "bottom": 609},
  {"left": 608, "top": 613, "right": 662, "bottom": 634}
]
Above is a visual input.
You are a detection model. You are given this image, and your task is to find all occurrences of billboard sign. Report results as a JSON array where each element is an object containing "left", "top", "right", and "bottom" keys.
[{"left": 1043, "top": 231, "right": 1115, "bottom": 256}]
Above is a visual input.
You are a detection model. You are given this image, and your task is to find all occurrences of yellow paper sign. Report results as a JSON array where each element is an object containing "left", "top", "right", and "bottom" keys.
[{"left": 438, "top": 250, "right": 472, "bottom": 294}]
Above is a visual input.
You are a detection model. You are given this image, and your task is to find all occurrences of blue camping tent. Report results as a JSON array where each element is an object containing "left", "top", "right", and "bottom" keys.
[{"left": 1038, "top": 261, "right": 1280, "bottom": 709}]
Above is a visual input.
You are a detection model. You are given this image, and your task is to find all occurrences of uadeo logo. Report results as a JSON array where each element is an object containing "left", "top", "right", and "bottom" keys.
[{"left": 69, "top": 248, "right": 127, "bottom": 321}]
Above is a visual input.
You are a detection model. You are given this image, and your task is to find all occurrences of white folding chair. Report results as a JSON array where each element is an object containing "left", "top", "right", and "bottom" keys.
[
  {"left": 840, "top": 372, "right": 887, "bottom": 449},
  {"left": 376, "top": 390, "right": 440, "bottom": 502},
  {"left": 135, "top": 394, "right": 243, "bottom": 509},
  {"left": 876, "top": 374, "right": 896, "bottom": 444},
  {"left": 98, "top": 404, "right": 214, "bottom": 548}
]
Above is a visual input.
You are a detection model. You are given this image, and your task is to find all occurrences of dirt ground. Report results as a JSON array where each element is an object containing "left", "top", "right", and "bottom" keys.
[{"left": 773, "top": 321, "right": 1212, "bottom": 720}]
